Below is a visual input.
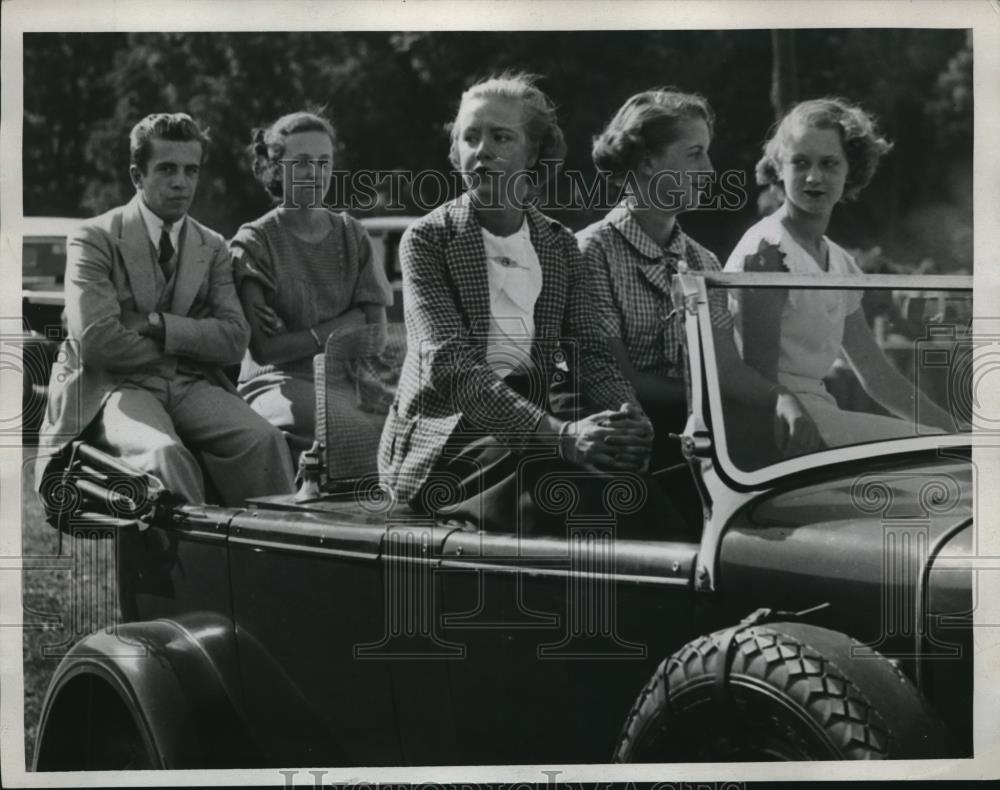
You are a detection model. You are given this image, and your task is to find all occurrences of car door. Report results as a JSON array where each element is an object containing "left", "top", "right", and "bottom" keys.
[
  {"left": 435, "top": 486, "right": 700, "bottom": 765},
  {"left": 226, "top": 501, "right": 401, "bottom": 766},
  {"left": 353, "top": 516, "right": 466, "bottom": 765}
]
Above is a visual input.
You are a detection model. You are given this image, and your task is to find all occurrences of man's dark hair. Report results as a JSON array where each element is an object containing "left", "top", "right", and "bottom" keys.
[{"left": 129, "top": 113, "right": 210, "bottom": 173}]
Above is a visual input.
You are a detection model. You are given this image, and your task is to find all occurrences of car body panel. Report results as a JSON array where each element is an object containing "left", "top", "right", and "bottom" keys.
[
  {"left": 434, "top": 525, "right": 700, "bottom": 764},
  {"left": 718, "top": 454, "right": 972, "bottom": 635},
  {"left": 922, "top": 520, "right": 974, "bottom": 750},
  {"left": 117, "top": 505, "right": 234, "bottom": 625},
  {"left": 225, "top": 507, "right": 400, "bottom": 765}
]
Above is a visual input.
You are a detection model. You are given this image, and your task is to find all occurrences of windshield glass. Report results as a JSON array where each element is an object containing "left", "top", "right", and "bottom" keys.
[{"left": 702, "top": 281, "right": 972, "bottom": 474}]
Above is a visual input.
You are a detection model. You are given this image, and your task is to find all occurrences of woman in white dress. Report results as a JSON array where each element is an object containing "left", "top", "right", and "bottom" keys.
[{"left": 724, "top": 98, "right": 954, "bottom": 450}]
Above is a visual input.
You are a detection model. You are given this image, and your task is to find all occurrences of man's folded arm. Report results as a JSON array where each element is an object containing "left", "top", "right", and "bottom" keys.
[
  {"left": 67, "top": 229, "right": 170, "bottom": 371},
  {"left": 161, "top": 245, "right": 250, "bottom": 366}
]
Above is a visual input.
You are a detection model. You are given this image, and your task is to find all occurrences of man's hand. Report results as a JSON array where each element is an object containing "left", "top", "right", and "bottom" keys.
[
  {"left": 772, "top": 388, "right": 823, "bottom": 457},
  {"left": 120, "top": 310, "right": 148, "bottom": 334},
  {"left": 121, "top": 310, "right": 167, "bottom": 343}
]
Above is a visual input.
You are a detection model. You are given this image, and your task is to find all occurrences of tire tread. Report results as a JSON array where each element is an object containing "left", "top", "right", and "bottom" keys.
[{"left": 614, "top": 624, "right": 894, "bottom": 761}]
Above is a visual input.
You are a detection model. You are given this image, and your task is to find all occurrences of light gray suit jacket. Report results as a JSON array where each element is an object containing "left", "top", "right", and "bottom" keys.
[{"left": 35, "top": 195, "right": 250, "bottom": 486}]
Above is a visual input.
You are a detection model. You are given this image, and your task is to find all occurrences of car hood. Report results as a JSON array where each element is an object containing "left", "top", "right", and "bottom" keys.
[
  {"left": 746, "top": 454, "right": 971, "bottom": 533},
  {"left": 718, "top": 453, "right": 972, "bottom": 627}
]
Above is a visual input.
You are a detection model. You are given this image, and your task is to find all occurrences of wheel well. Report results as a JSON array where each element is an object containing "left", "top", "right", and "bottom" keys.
[{"left": 34, "top": 672, "right": 158, "bottom": 771}]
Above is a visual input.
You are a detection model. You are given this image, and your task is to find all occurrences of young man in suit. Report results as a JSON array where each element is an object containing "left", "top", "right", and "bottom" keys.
[{"left": 36, "top": 113, "right": 295, "bottom": 505}]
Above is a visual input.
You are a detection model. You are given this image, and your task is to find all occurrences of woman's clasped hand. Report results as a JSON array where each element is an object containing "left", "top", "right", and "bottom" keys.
[{"left": 559, "top": 403, "right": 654, "bottom": 473}]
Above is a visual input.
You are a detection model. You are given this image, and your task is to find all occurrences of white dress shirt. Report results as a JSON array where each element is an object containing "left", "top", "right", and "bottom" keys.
[
  {"left": 481, "top": 219, "right": 543, "bottom": 378},
  {"left": 136, "top": 196, "right": 184, "bottom": 262}
]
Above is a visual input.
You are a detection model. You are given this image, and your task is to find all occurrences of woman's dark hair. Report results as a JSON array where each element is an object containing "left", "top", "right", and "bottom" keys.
[
  {"left": 447, "top": 72, "right": 567, "bottom": 186},
  {"left": 591, "top": 88, "right": 715, "bottom": 182},
  {"left": 755, "top": 97, "right": 893, "bottom": 201},
  {"left": 250, "top": 111, "right": 336, "bottom": 201}
]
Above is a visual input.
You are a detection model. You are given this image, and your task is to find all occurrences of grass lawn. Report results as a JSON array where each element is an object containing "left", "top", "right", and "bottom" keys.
[{"left": 20, "top": 451, "right": 118, "bottom": 767}]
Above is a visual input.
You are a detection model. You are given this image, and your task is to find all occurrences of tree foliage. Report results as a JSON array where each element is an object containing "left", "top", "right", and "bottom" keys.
[{"left": 23, "top": 29, "right": 972, "bottom": 268}]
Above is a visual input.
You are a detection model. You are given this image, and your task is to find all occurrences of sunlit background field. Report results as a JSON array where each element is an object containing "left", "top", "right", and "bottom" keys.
[{"left": 21, "top": 457, "right": 118, "bottom": 765}]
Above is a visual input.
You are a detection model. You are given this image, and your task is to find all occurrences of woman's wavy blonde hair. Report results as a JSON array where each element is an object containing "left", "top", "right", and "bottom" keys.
[
  {"left": 448, "top": 72, "right": 567, "bottom": 187},
  {"left": 756, "top": 97, "right": 893, "bottom": 201}
]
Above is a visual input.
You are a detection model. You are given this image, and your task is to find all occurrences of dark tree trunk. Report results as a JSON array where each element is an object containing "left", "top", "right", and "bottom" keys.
[{"left": 770, "top": 29, "right": 799, "bottom": 121}]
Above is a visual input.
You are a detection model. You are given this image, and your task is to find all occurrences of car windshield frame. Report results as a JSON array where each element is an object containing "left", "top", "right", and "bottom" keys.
[{"left": 683, "top": 271, "right": 974, "bottom": 490}]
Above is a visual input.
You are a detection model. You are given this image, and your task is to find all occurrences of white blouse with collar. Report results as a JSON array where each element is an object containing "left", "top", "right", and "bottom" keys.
[{"left": 481, "top": 219, "right": 542, "bottom": 378}]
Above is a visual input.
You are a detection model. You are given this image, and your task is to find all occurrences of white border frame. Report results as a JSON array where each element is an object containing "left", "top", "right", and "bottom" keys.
[{"left": 2, "top": 1, "right": 998, "bottom": 786}]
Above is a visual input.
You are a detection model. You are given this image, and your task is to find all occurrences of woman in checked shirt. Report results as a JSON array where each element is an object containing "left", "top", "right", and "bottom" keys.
[
  {"left": 379, "top": 74, "right": 689, "bottom": 537},
  {"left": 578, "top": 89, "right": 820, "bottom": 467}
]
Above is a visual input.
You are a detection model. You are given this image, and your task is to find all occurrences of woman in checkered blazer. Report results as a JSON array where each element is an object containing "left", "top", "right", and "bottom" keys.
[
  {"left": 378, "top": 74, "right": 684, "bottom": 536},
  {"left": 578, "top": 89, "right": 822, "bottom": 467}
]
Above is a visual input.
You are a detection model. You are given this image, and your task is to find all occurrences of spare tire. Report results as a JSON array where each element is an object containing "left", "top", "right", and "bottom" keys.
[{"left": 614, "top": 621, "right": 953, "bottom": 762}]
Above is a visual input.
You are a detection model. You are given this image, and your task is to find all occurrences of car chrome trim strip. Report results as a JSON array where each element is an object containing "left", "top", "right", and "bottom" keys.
[
  {"left": 170, "top": 504, "right": 240, "bottom": 540},
  {"left": 701, "top": 272, "right": 973, "bottom": 291},
  {"left": 227, "top": 535, "right": 378, "bottom": 562},
  {"left": 436, "top": 559, "right": 693, "bottom": 587}
]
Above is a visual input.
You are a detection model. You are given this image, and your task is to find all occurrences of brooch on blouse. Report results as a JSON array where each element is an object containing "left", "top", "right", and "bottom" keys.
[{"left": 490, "top": 255, "right": 526, "bottom": 270}]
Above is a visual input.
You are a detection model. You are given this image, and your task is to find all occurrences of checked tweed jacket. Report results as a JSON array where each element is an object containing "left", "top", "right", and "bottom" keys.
[{"left": 377, "top": 197, "right": 638, "bottom": 505}]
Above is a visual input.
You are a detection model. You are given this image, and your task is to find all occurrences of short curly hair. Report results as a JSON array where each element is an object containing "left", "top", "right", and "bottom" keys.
[
  {"left": 249, "top": 111, "right": 336, "bottom": 202},
  {"left": 755, "top": 98, "right": 893, "bottom": 201},
  {"left": 591, "top": 88, "right": 715, "bottom": 182},
  {"left": 448, "top": 72, "right": 567, "bottom": 186}
]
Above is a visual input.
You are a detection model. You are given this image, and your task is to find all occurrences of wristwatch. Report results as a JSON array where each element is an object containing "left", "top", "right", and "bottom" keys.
[{"left": 147, "top": 312, "right": 164, "bottom": 331}]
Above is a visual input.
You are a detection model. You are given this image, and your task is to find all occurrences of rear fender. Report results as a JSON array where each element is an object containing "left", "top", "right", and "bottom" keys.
[{"left": 33, "top": 616, "right": 253, "bottom": 770}]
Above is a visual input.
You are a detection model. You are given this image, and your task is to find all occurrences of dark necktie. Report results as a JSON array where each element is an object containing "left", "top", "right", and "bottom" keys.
[{"left": 158, "top": 225, "right": 175, "bottom": 280}]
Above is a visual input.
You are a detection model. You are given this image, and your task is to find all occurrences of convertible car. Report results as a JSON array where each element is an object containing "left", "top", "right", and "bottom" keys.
[{"left": 30, "top": 271, "right": 975, "bottom": 768}]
